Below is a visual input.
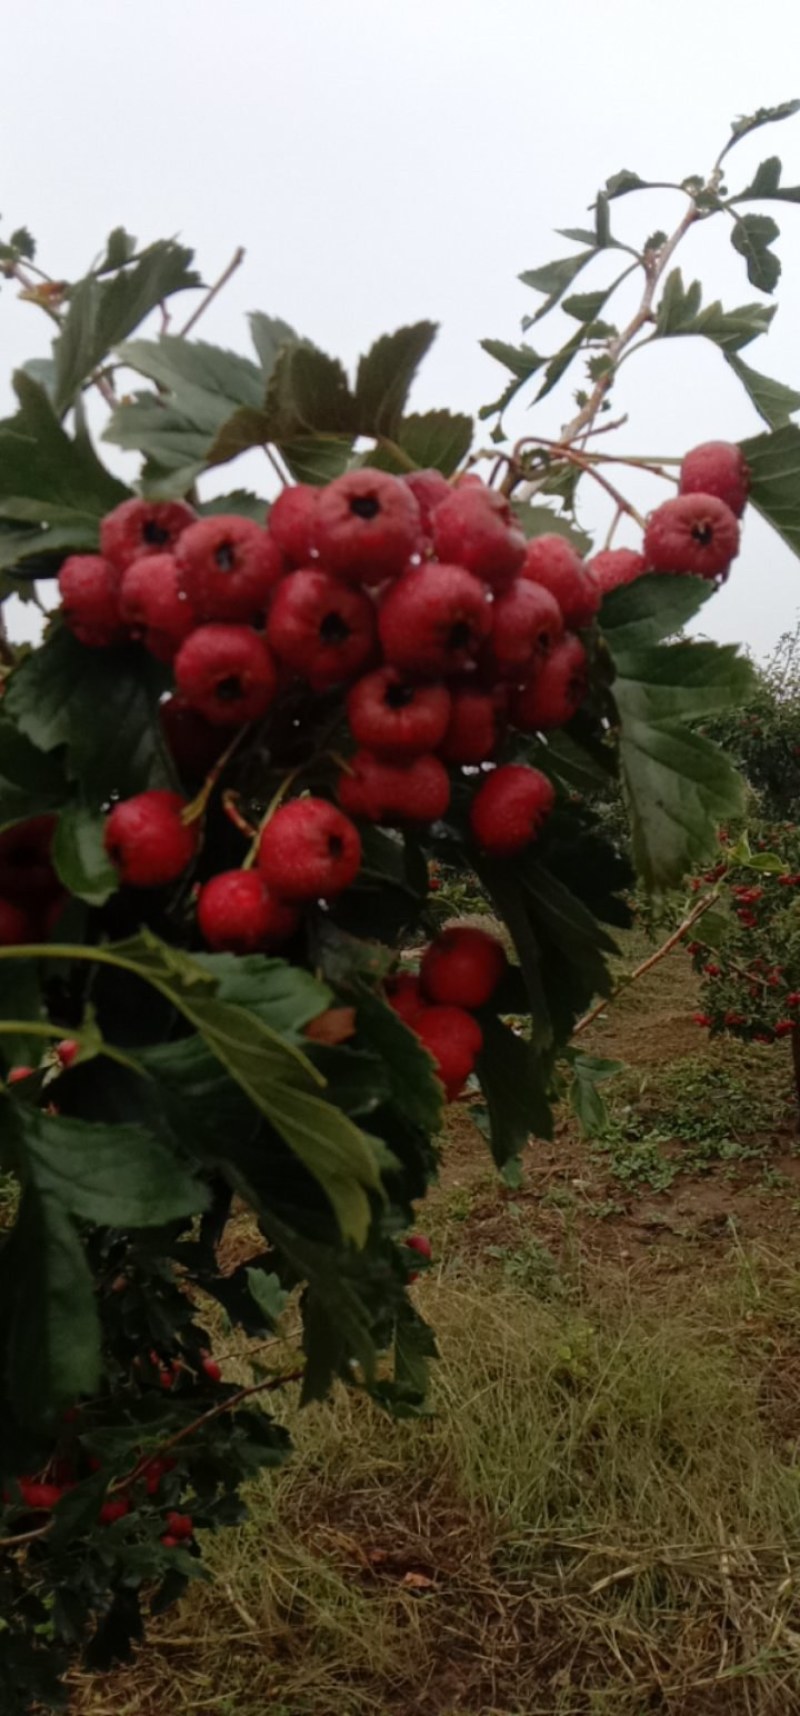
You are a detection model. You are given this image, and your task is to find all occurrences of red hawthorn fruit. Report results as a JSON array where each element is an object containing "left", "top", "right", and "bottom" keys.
[
  {"left": 58, "top": 554, "right": 126, "bottom": 648},
  {"left": 679, "top": 441, "right": 750, "bottom": 519},
  {"left": 176, "top": 516, "right": 284, "bottom": 622},
  {"left": 143, "top": 1457, "right": 175, "bottom": 1497},
  {"left": 0, "top": 896, "right": 31, "bottom": 946},
  {"left": 161, "top": 1534, "right": 180, "bottom": 1549},
  {"left": 119, "top": 553, "right": 195, "bottom": 661},
  {"left": 725, "top": 1011, "right": 746, "bottom": 1027},
  {"left": 56, "top": 1039, "right": 80, "bottom": 1069},
  {"left": 104, "top": 791, "right": 198, "bottom": 888},
  {"left": 378, "top": 563, "right": 491, "bottom": 677},
  {"left": 267, "top": 484, "right": 319, "bottom": 567},
  {"left": 704, "top": 964, "right": 720, "bottom": 978},
  {"left": 175, "top": 624, "right": 277, "bottom": 726},
  {"left": 644, "top": 493, "right": 740, "bottom": 580},
  {"left": 385, "top": 972, "right": 426, "bottom": 1025},
  {"left": 439, "top": 683, "right": 503, "bottom": 765},
  {"left": 165, "top": 1510, "right": 194, "bottom": 1540},
  {"left": 692, "top": 1013, "right": 712, "bottom": 1028},
  {"left": 197, "top": 869, "right": 300, "bottom": 953},
  {"left": 414, "top": 1005, "right": 483, "bottom": 1100},
  {"left": 99, "top": 1496, "right": 131, "bottom": 1526},
  {"left": 586, "top": 547, "right": 648, "bottom": 596},
  {"left": 257, "top": 798, "right": 362, "bottom": 902},
  {"left": 788, "top": 993, "right": 800, "bottom": 1008},
  {"left": 431, "top": 486, "right": 526, "bottom": 590},
  {"left": 421, "top": 926, "right": 507, "bottom": 1010},
  {"left": 486, "top": 578, "right": 564, "bottom": 679},
  {"left": 452, "top": 471, "right": 485, "bottom": 488},
  {"left": 160, "top": 695, "right": 227, "bottom": 781},
  {"left": 469, "top": 764, "right": 555, "bottom": 857},
  {"left": 511, "top": 634, "right": 588, "bottom": 732},
  {"left": 7, "top": 1065, "right": 34, "bottom": 1084},
  {"left": 314, "top": 470, "right": 422, "bottom": 584},
  {"left": 755, "top": 1032, "right": 773, "bottom": 1044},
  {"left": 405, "top": 1231, "right": 432, "bottom": 1281},
  {"left": 401, "top": 468, "right": 451, "bottom": 535},
  {"left": 521, "top": 535, "right": 599, "bottom": 628},
  {"left": 337, "top": 749, "right": 450, "bottom": 825},
  {"left": 346, "top": 667, "right": 451, "bottom": 758},
  {"left": 775, "top": 1020, "right": 795, "bottom": 1038},
  {"left": 201, "top": 1353, "right": 222, "bottom": 1383},
  {"left": 0, "top": 817, "right": 59, "bottom": 901},
  {"left": 100, "top": 498, "right": 197, "bottom": 574},
  {"left": 267, "top": 569, "right": 377, "bottom": 691},
  {"left": 17, "top": 1481, "right": 65, "bottom": 1511}
]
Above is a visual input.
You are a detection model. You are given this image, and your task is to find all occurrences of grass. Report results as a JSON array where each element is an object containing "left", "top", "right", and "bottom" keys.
[{"left": 72, "top": 1245, "right": 800, "bottom": 1716}]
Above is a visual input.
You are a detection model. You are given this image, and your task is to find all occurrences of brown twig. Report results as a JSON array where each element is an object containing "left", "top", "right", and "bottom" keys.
[
  {"left": 572, "top": 888, "right": 721, "bottom": 1039},
  {"left": 112, "top": 1367, "right": 304, "bottom": 1494},
  {"left": 179, "top": 246, "right": 246, "bottom": 339}
]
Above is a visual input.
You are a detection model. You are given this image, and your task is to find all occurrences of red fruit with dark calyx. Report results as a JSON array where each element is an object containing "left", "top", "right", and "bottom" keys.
[
  {"left": 99, "top": 1496, "right": 131, "bottom": 1525},
  {"left": 197, "top": 870, "right": 300, "bottom": 953},
  {"left": 0, "top": 897, "right": 31, "bottom": 946},
  {"left": 56, "top": 1039, "right": 80, "bottom": 1069},
  {"left": 431, "top": 486, "right": 525, "bottom": 590},
  {"left": 104, "top": 791, "right": 198, "bottom": 888},
  {"left": 586, "top": 547, "right": 647, "bottom": 596},
  {"left": 521, "top": 535, "right": 599, "bottom": 629},
  {"left": 337, "top": 750, "right": 450, "bottom": 825},
  {"left": 17, "top": 1481, "right": 65, "bottom": 1511},
  {"left": 267, "top": 484, "right": 319, "bottom": 567},
  {"left": 119, "top": 553, "right": 195, "bottom": 661},
  {"left": 267, "top": 569, "right": 377, "bottom": 691},
  {"left": 385, "top": 972, "right": 426, "bottom": 1025},
  {"left": 8, "top": 1065, "right": 34, "bottom": 1085},
  {"left": 679, "top": 441, "right": 750, "bottom": 519},
  {"left": 378, "top": 563, "right": 491, "bottom": 677},
  {"left": 58, "top": 555, "right": 126, "bottom": 648},
  {"left": 257, "top": 799, "right": 361, "bottom": 903},
  {"left": 401, "top": 468, "right": 451, "bottom": 535},
  {"left": 0, "top": 817, "right": 59, "bottom": 902},
  {"left": 314, "top": 470, "right": 422, "bottom": 585},
  {"left": 414, "top": 1005, "right": 483, "bottom": 1100},
  {"left": 487, "top": 578, "right": 564, "bottom": 679},
  {"left": 100, "top": 498, "right": 197, "bottom": 573},
  {"left": 405, "top": 1232, "right": 432, "bottom": 1281},
  {"left": 165, "top": 1510, "right": 194, "bottom": 1540},
  {"left": 439, "top": 684, "right": 504, "bottom": 765},
  {"left": 175, "top": 624, "right": 277, "bottom": 726},
  {"left": 644, "top": 493, "right": 740, "bottom": 581},
  {"left": 469, "top": 764, "right": 555, "bottom": 856},
  {"left": 160, "top": 695, "right": 227, "bottom": 781},
  {"left": 511, "top": 634, "right": 588, "bottom": 732},
  {"left": 347, "top": 668, "right": 451, "bottom": 759},
  {"left": 421, "top": 926, "right": 507, "bottom": 1010},
  {"left": 176, "top": 516, "right": 284, "bottom": 621}
]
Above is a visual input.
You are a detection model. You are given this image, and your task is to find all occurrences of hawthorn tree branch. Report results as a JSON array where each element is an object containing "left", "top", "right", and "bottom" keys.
[
  {"left": 113, "top": 1367, "right": 305, "bottom": 1493},
  {"left": 572, "top": 887, "right": 721, "bottom": 1039},
  {"left": 179, "top": 246, "right": 245, "bottom": 338}
]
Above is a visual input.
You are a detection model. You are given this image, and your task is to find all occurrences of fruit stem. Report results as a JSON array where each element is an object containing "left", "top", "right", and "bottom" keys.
[
  {"left": 242, "top": 763, "right": 307, "bottom": 870},
  {"left": 178, "top": 245, "right": 246, "bottom": 338},
  {"left": 182, "top": 724, "right": 251, "bottom": 827}
]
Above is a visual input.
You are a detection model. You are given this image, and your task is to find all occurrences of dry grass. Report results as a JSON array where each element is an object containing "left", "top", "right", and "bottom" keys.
[{"left": 71, "top": 1244, "right": 800, "bottom": 1716}]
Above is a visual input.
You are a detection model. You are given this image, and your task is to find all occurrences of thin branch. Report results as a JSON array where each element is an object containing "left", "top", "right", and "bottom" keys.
[
  {"left": 179, "top": 247, "right": 246, "bottom": 339},
  {"left": 572, "top": 888, "right": 721, "bottom": 1039},
  {"left": 112, "top": 1368, "right": 304, "bottom": 1493}
]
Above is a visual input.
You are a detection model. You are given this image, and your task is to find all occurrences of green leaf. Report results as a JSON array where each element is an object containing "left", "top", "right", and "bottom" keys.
[
  {"left": 724, "top": 354, "right": 800, "bottom": 428},
  {"left": 190, "top": 951, "right": 331, "bottom": 1039},
  {"left": 5, "top": 626, "right": 174, "bottom": 802},
  {"left": 246, "top": 1267, "right": 288, "bottom": 1325},
  {"left": 512, "top": 502, "right": 593, "bottom": 557},
  {"left": 568, "top": 1051, "right": 622, "bottom": 1136},
  {"left": 199, "top": 489, "right": 269, "bottom": 522},
  {"left": 257, "top": 342, "right": 357, "bottom": 443},
  {"left": 354, "top": 323, "right": 437, "bottom": 439},
  {"left": 595, "top": 192, "right": 611, "bottom": 247},
  {"left": 519, "top": 249, "right": 596, "bottom": 321},
  {"left": 0, "top": 1188, "right": 100, "bottom": 1424},
  {"left": 610, "top": 640, "right": 754, "bottom": 724},
  {"left": 352, "top": 987, "right": 444, "bottom": 1135},
  {"left": 52, "top": 802, "right": 118, "bottom": 906},
  {"left": 53, "top": 242, "right": 202, "bottom": 414},
  {"left": 476, "top": 1014, "right": 552, "bottom": 1165},
  {"left": 381, "top": 409, "right": 472, "bottom": 477},
  {"left": 113, "top": 932, "right": 383, "bottom": 1244},
  {"left": 721, "top": 100, "right": 800, "bottom": 162},
  {"left": 562, "top": 289, "right": 613, "bottom": 322},
  {"left": 604, "top": 169, "right": 649, "bottom": 199},
  {"left": 0, "top": 720, "right": 67, "bottom": 832},
  {"left": 734, "top": 155, "right": 800, "bottom": 204},
  {"left": 248, "top": 312, "right": 298, "bottom": 376},
  {"left": 0, "top": 374, "right": 129, "bottom": 543},
  {"left": 740, "top": 423, "right": 800, "bottom": 558},
  {"left": 599, "top": 570, "right": 710, "bottom": 650},
  {"left": 535, "top": 326, "right": 586, "bottom": 403},
  {"left": 98, "top": 227, "right": 138, "bottom": 270},
  {"left": 730, "top": 213, "right": 781, "bottom": 293},
  {"left": 478, "top": 339, "right": 546, "bottom": 419},
  {"left": 9, "top": 226, "right": 35, "bottom": 260},
  {"left": 655, "top": 269, "right": 774, "bottom": 350},
  {"left": 106, "top": 333, "right": 266, "bottom": 488},
  {"left": 10, "top": 1104, "right": 207, "bottom": 1226}
]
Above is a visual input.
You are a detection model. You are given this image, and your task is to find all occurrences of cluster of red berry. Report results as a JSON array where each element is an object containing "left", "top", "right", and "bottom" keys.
[{"left": 385, "top": 924, "right": 507, "bottom": 1098}]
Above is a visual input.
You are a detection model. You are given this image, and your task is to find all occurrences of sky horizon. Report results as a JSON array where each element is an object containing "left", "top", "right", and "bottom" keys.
[{"left": 2, "top": 0, "right": 800, "bottom": 659}]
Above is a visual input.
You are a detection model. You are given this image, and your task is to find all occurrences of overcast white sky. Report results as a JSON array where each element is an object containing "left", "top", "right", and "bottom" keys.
[{"left": 2, "top": 0, "right": 800, "bottom": 657}]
